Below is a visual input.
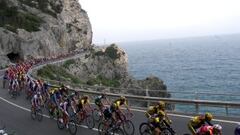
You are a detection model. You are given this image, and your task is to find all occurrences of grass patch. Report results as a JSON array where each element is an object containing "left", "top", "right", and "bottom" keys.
[
  {"left": 37, "top": 65, "right": 82, "bottom": 84},
  {"left": 62, "top": 59, "right": 75, "bottom": 69},
  {"left": 86, "top": 75, "right": 120, "bottom": 87}
]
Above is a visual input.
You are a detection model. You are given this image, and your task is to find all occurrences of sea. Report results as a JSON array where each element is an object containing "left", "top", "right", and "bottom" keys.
[{"left": 118, "top": 34, "right": 240, "bottom": 115}]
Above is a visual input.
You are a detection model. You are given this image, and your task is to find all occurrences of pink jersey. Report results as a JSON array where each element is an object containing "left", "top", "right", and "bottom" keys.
[{"left": 197, "top": 125, "right": 213, "bottom": 135}]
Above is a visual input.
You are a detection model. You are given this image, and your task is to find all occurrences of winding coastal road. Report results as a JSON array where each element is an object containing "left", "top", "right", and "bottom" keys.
[
  {"left": 0, "top": 56, "right": 239, "bottom": 135},
  {"left": 0, "top": 78, "right": 239, "bottom": 135}
]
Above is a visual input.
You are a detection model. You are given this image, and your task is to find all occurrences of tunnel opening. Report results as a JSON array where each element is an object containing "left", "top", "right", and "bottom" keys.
[{"left": 7, "top": 52, "right": 21, "bottom": 63}]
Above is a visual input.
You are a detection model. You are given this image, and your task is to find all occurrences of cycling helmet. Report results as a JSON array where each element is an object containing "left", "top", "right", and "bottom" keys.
[
  {"left": 101, "top": 92, "right": 107, "bottom": 98},
  {"left": 120, "top": 96, "right": 126, "bottom": 101},
  {"left": 83, "top": 95, "right": 89, "bottom": 100},
  {"left": 69, "top": 92, "right": 75, "bottom": 99},
  {"left": 205, "top": 112, "right": 213, "bottom": 121},
  {"left": 213, "top": 124, "right": 222, "bottom": 132},
  {"left": 158, "top": 101, "right": 165, "bottom": 109}
]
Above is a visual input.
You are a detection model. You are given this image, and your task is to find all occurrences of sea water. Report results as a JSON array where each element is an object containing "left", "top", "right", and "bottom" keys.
[{"left": 118, "top": 34, "right": 240, "bottom": 115}]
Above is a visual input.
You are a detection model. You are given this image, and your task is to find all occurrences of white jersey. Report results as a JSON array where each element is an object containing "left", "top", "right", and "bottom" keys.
[{"left": 32, "top": 94, "right": 42, "bottom": 106}]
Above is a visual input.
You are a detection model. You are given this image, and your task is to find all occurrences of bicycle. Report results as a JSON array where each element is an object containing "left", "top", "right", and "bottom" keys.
[
  {"left": 9, "top": 86, "right": 18, "bottom": 99},
  {"left": 116, "top": 109, "right": 135, "bottom": 135},
  {"left": 93, "top": 106, "right": 106, "bottom": 122},
  {"left": 2, "top": 78, "right": 7, "bottom": 89},
  {"left": 98, "top": 118, "right": 125, "bottom": 135},
  {"left": 139, "top": 118, "right": 175, "bottom": 135},
  {"left": 57, "top": 110, "right": 77, "bottom": 135},
  {"left": 71, "top": 106, "right": 95, "bottom": 129},
  {"left": 31, "top": 106, "right": 43, "bottom": 122}
]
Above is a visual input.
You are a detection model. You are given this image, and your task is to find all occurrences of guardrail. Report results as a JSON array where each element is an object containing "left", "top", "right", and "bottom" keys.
[
  {"left": 23, "top": 53, "right": 240, "bottom": 116},
  {"left": 27, "top": 75, "right": 240, "bottom": 116}
]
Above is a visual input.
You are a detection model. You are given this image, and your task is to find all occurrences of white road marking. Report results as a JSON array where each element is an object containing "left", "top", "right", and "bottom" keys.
[
  {"left": 0, "top": 95, "right": 239, "bottom": 127},
  {"left": 130, "top": 108, "right": 240, "bottom": 124},
  {"left": 0, "top": 96, "right": 99, "bottom": 131},
  {"left": 0, "top": 58, "right": 239, "bottom": 128}
]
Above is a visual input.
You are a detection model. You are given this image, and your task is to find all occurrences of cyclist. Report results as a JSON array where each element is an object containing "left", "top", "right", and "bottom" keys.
[
  {"left": 31, "top": 92, "right": 43, "bottom": 112},
  {"left": 59, "top": 97, "right": 70, "bottom": 128},
  {"left": 59, "top": 84, "right": 69, "bottom": 97},
  {"left": 188, "top": 112, "right": 213, "bottom": 135},
  {"left": 69, "top": 93, "right": 77, "bottom": 114},
  {"left": 76, "top": 95, "right": 90, "bottom": 112},
  {"left": 3, "top": 70, "right": 8, "bottom": 88},
  {"left": 48, "top": 88, "right": 59, "bottom": 117},
  {"left": 49, "top": 88, "right": 59, "bottom": 106},
  {"left": 145, "top": 101, "right": 171, "bottom": 135},
  {"left": 95, "top": 92, "right": 110, "bottom": 111},
  {"left": 196, "top": 124, "right": 222, "bottom": 135},
  {"left": 108, "top": 96, "right": 130, "bottom": 122},
  {"left": 75, "top": 96, "right": 90, "bottom": 120}
]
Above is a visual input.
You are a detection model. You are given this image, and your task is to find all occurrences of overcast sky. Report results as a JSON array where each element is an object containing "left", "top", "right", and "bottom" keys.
[{"left": 79, "top": 0, "right": 240, "bottom": 44}]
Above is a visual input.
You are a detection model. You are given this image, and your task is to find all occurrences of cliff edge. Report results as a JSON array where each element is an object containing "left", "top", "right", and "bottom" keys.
[{"left": 0, "top": 0, "right": 92, "bottom": 67}]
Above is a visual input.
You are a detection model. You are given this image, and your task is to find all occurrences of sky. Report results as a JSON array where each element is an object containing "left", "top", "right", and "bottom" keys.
[{"left": 79, "top": 0, "right": 240, "bottom": 44}]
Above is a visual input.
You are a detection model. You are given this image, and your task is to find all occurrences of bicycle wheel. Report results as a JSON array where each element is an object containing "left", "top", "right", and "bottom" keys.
[
  {"left": 85, "top": 115, "right": 95, "bottom": 129},
  {"left": 112, "top": 127, "right": 125, "bottom": 135},
  {"left": 160, "top": 128, "right": 172, "bottom": 135},
  {"left": 30, "top": 108, "right": 36, "bottom": 120},
  {"left": 123, "top": 120, "right": 135, "bottom": 135},
  {"left": 3, "top": 80, "right": 5, "bottom": 89},
  {"left": 68, "top": 120, "right": 77, "bottom": 135},
  {"left": 139, "top": 123, "right": 153, "bottom": 135},
  {"left": 36, "top": 109, "right": 43, "bottom": 122},
  {"left": 57, "top": 118, "right": 65, "bottom": 130},
  {"left": 11, "top": 91, "right": 17, "bottom": 99},
  {"left": 93, "top": 108, "right": 101, "bottom": 122},
  {"left": 98, "top": 122, "right": 108, "bottom": 135}
]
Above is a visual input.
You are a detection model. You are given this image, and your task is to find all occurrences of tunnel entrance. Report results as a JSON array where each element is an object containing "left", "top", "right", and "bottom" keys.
[{"left": 7, "top": 52, "right": 21, "bottom": 63}]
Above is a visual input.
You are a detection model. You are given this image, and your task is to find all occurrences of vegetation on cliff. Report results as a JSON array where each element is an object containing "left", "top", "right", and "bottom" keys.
[
  {"left": 93, "top": 44, "right": 122, "bottom": 60},
  {"left": 86, "top": 75, "right": 120, "bottom": 87},
  {"left": 19, "top": 0, "right": 63, "bottom": 18},
  {"left": 62, "top": 59, "right": 75, "bottom": 69},
  {"left": 0, "top": 0, "right": 43, "bottom": 33},
  {"left": 37, "top": 65, "right": 82, "bottom": 84},
  {"left": 37, "top": 64, "right": 121, "bottom": 87}
]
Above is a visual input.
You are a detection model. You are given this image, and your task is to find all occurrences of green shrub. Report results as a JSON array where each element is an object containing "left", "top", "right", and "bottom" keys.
[
  {"left": 94, "top": 51, "right": 104, "bottom": 56},
  {"left": 62, "top": 59, "right": 75, "bottom": 69},
  {"left": 105, "top": 44, "right": 120, "bottom": 60},
  {"left": 0, "top": 2, "right": 43, "bottom": 33},
  {"left": 19, "top": 0, "right": 62, "bottom": 18},
  {"left": 37, "top": 65, "right": 82, "bottom": 84},
  {"left": 4, "top": 24, "right": 17, "bottom": 33}
]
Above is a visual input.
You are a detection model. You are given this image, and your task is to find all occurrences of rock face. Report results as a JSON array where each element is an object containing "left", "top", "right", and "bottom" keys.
[
  {"left": 58, "top": 44, "right": 169, "bottom": 98},
  {"left": 65, "top": 44, "right": 128, "bottom": 82},
  {"left": 0, "top": 0, "right": 92, "bottom": 67}
]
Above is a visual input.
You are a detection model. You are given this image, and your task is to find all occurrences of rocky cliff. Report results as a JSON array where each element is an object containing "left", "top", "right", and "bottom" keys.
[
  {"left": 0, "top": 0, "right": 92, "bottom": 67},
  {"left": 1, "top": 0, "right": 168, "bottom": 98},
  {"left": 37, "top": 44, "right": 168, "bottom": 98}
]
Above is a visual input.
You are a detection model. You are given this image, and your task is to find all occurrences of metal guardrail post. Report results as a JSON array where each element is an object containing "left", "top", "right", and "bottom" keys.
[
  {"left": 195, "top": 91, "right": 199, "bottom": 100},
  {"left": 195, "top": 91, "right": 199, "bottom": 114},
  {"left": 195, "top": 103, "right": 199, "bottom": 114},
  {"left": 226, "top": 105, "right": 229, "bottom": 116},
  {"left": 146, "top": 86, "right": 149, "bottom": 107}
]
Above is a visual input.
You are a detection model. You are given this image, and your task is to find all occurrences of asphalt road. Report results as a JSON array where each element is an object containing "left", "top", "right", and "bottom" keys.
[
  {"left": 0, "top": 79, "right": 239, "bottom": 135},
  {"left": 0, "top": 55, "right": 239, "bottom": 135}
]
